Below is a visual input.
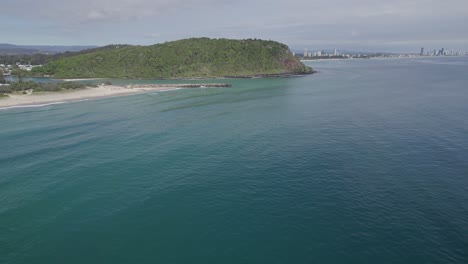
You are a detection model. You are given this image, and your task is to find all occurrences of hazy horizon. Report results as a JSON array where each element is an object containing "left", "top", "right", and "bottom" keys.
[
  {"left": 2, "top": 0, "right": 468, "bottom": 53},
  {"left": 2, "top": 41, "right": 464, "bottom": 55}
]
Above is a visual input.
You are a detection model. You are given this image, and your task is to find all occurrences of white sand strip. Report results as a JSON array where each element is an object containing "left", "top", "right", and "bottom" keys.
[{"left": 0, "top": 85, "right": 179, "bottom": 109}]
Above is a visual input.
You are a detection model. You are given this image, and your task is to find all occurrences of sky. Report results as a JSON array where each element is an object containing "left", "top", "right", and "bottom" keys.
[{"left": 1, "top": 0, "right": 468, "bottom": 52}]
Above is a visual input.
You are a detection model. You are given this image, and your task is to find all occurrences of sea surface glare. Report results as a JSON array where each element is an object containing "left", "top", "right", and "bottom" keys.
[{"left": 1, "top": 57, "right": 467, "bottom": 263}]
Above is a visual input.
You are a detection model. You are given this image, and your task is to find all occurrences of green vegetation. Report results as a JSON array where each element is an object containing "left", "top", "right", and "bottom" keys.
[
  {"left": 0, "top": 81, "right": 88, "bottom": 93},
  {"left": 0, "top": 45, "right": 131, "bottom": 66},
  {"left": 32, "top": 38, "right": 313, "bottom": 79},
  {"left": 0, "top": 93, "right": 8, "bottom": 98},
  {"left": 0, "top": 69, "right": 5, "bottom": 84},
  {"left": 0, "top": 86, "right": 12, "bottom": 93},
  {"left": 56, "top": 81, "right": 89, "bottom": 90}
]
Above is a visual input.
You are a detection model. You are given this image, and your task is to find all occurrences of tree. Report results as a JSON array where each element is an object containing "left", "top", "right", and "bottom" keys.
[
  {"left": 16, "top": 68, "right": 23, "bottom": 83},
  {"left": 0, "top": 69, "right": 5, "bottom": 84}
]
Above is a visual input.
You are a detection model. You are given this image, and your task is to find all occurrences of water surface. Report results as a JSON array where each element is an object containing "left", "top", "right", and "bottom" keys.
[{"left": 1, "top": 57, "right": 468, "bottom": 263}]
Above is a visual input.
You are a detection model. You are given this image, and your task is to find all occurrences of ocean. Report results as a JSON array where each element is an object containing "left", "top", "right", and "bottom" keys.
[{"left": 1, "top": 57, "right": 467, "bottom": 263}]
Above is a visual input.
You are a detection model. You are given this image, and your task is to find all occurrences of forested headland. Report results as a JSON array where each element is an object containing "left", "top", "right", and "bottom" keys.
[{"left": 26, "top": 38, "right": 313, "bottom": 79}]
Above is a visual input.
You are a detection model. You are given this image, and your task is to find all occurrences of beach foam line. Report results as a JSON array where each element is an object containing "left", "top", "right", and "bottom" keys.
[
  {"left": 0, "top": 89, "right": 172, "bottom": 111},
  {"left": 0, "top": 101, "right": 67, "bottom": 110},
  {"left": 0, "top": 84, "right": 226, "bottom": 111},
  {"left": 159, "top": 88, "right": 182, "bottom": 92}
]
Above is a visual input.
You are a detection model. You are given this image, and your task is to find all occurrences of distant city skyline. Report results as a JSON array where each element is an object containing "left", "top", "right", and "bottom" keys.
[
  {"left": 1, "top": 0, "right": 468, "bottom": 53},
  {"left": 294, "top": 47, "right": 468, "bottom": 56}
]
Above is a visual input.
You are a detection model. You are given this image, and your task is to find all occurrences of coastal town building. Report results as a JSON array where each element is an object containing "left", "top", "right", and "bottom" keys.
[{"left": 15, "top": 62, "right": 42, "bottom": 71}]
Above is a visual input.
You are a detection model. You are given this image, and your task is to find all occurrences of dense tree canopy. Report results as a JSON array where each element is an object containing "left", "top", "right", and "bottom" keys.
[
  {"left": 0, "top": 81, "right": 89, "bottom": 94},
  {"left": 31, "top": 38, "right": 313, "bottom": 79},
  {"left": 0, "top": 45, "right": 130, "bottom": 66}
]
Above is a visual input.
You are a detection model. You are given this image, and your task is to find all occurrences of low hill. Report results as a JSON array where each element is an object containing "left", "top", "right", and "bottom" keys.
[
  {"left": 0, "top": 45, "right": 129, "bottom": 66},
  {"left": 0, "top": 44, "right": 97, "bottom": 55},
  {"left": 32, "top": 38, "right": 313, "bottom": 79}
]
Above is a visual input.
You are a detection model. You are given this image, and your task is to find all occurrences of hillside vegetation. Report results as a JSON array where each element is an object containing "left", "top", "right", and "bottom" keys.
[
  {"left": 31, "top": 38, "right": 313, "bottom": 79},
  {"left": 0, "top": 45, "right": 130, "bottom": 66}
]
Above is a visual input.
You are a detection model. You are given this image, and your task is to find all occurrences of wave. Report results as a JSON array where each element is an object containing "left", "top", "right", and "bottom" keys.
[
  {"left": 0, "top": 98, "right": 96, "bottom": 111},
  {"left": 0, "top": 101, "right": 67, "bottom": 111}
]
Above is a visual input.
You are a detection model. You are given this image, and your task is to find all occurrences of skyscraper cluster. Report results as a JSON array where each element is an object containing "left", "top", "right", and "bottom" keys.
[
  {"left": 419, "top": 47, "right": 467, "bottom": 56},
  {"left": 303, "top": 48, "right": 340, "bottom": 58}
]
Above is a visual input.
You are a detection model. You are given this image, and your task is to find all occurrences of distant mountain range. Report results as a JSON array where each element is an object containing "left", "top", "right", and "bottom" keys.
[{"left": 0, "top": 44, "right": 98, "bottom": 55}]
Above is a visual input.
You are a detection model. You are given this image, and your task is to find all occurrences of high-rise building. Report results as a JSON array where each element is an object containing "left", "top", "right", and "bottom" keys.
[
  {"left": 304, "top": 48, "right": 308, "bottom": 57},
  {"left": 420, "top": 47, "right": 424, "bottom": 56}
]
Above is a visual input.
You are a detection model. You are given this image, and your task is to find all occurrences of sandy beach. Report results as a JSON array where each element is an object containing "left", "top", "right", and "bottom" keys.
[{"left": 0, "top": 85, "right": 181, "bottom": 109}]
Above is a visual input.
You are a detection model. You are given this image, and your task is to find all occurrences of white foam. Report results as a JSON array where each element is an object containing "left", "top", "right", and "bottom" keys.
[{"left": 0, "top": 101, "right": 67, "bottom": 111}]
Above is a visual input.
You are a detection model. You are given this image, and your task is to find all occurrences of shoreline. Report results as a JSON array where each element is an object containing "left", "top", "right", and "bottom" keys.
[
  {"left": 46, "top": 72, "right": 315, "bottom": 82},
  {"left": 301, "top": 58, "right": 354, "bottom": 62},
  {"left": 59, "top": 78, "right": 105, "bottom": 82},
  {"left": 0, "top": 84, "right": 229, "bottom": 110}
]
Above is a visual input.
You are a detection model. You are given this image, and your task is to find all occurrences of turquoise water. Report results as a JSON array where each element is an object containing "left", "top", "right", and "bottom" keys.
[{"left": 1, "top": 57, "right": 468, "bottom": 263}]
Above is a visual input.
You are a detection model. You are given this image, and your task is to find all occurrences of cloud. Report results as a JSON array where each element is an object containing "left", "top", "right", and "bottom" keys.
[
  {"left": 87, "top": 10, "right": 107, "bottom": 20},
  {"left": 2, "top": 0, "right": 220, "bottom": 23},
  {"left": 144, "top": 33, "right": 161, "bottom": 38},
  {"left": 2, "top": 0, "right": 468, "bottom": 51}
]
